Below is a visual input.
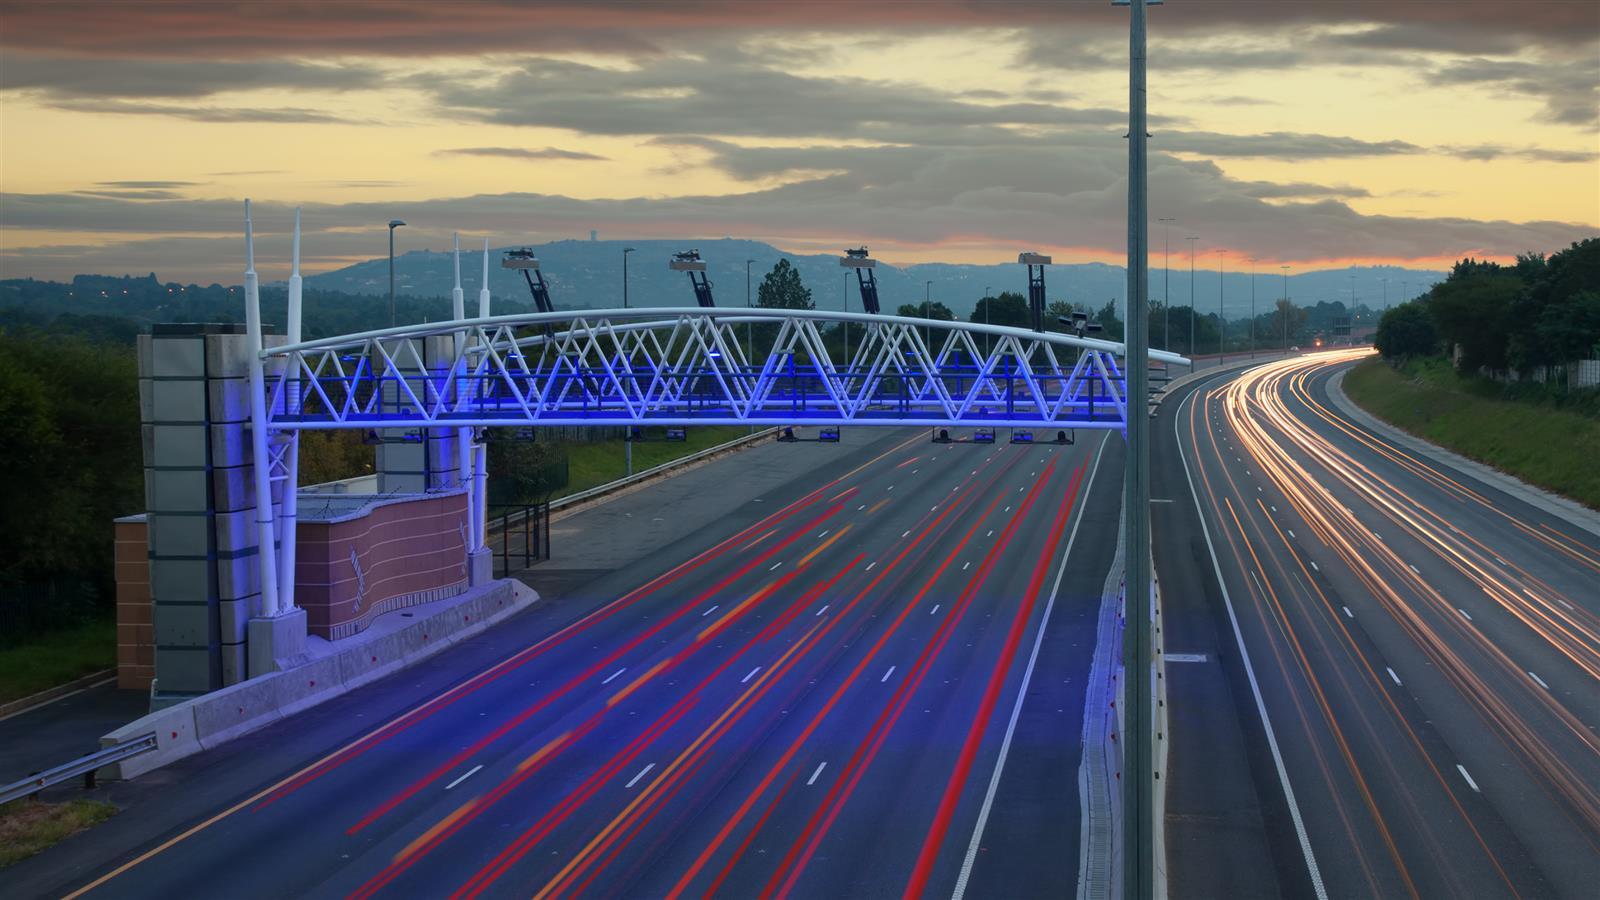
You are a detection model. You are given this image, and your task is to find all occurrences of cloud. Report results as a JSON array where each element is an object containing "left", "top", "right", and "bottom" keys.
[
  {"left": 435, "top": 146, "right": 610, "bottom": 162},
  {"left": 1162, "top": 131, "right": 1420, "bottom": 159},
  {"left": 1432, "top": 56, "right": 1600, "bottom": 126},
  {"left": 44, "top": 99, "right": 357, "bottom": 124},
  {"left": 0, "top": 52, "right": 383, "bottom": 99},
  {"left": 1441, "top": 144, "right": 1599, "bottom": 164},
  {"left": 73, "top": 189, "right": 188, "bottom": 200},
  {"left": 95, "top": 180, "right": 203, "bottom": 188}
]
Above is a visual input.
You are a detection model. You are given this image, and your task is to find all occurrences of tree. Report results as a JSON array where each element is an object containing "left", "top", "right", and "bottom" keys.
[
  {"left": 970, "top": 292, "right": 1030, "bottom": 330},
  {"left": 1375, "top": 302, "right": 1438, "bottom": 360},
  {"left": 1094, "top": 300, "right": 1123, "bottom": 341},
  {"left": 1045, "top": 300, "right": 1076, "bottom": 333},
  {"left": 756, "top": 259, "right": 813, "bottom": 311},
  {"left": 896, "top": 301, "right": 954, "bottom": 321},
  {"left": 1427, "top": 271, "right": 1520, "bottom": 373},
  {"left": 1267, "top": 298, "right": 1308, "bottom": 350}
]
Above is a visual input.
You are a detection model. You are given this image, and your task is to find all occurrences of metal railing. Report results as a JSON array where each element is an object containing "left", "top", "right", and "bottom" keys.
[
  {"left": 0, "top": 733, "right": 157, "bottom": 805},
  {"left": 488, "top": 503, "right": 550, "bottom": 575}
]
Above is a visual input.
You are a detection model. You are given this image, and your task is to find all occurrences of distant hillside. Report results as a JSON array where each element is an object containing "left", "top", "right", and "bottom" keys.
[{"left": 306, "top": 238, "right": 1445, "bottom": 323}]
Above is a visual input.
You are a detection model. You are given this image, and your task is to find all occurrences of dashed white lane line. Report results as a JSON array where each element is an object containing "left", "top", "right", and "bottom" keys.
[
  {"left": 931, "top": 505, "right": 939, "bottom": 512},
  {"left": 815, "top": 604, "right": 830, "bottom": 617},
  {"left": 770, "top": 561, "right": 784, "bottom": 571},
  {"left": 963, "top": 561, "right": 971, "bottom": 570},
  {"left": 1457, "top": 608, "right": 1473, "bottom": 621},
  {"left": 913, "top": 469, "right": 919, "bottom": 474},
  {"left": 987, "top": 530, "right": 995, "bottom": 537},
  {"left": 1017, "top": 486, "right": 1025, "bottom": 493},
  {"left": 701, "top": 605, "right": 719, "bottom": 617},
  {"left": 626, "top": 763, "right": 655, "bottom": 789},
  {"left": 881, "top": 665, "right": 897, "bottom": 683},
  {"left": 1286, "top": 530, "right": 1295, "bottom": 539},
  {"left": 1386, "top": 667, "right": 1402, "bottom": 687},
  {"left": 818, "top": 530, "right": 829, "bottom": 538},
  {"left": 1342, "top": 606, "right": 1353, "bottom": 618},
  {"left": 1310, "top": 561, "right": 1320, "bottom": 572},
  {"left": 930, "top": 604, "right": 941, "bottom": 615},
  {"left": 888, "top": 485, "right": 895, "bottom": 491},
  {"left": 741, "top": 666, "right": 762, "bottom": 684},
  {"left": 1456, "top": 764, "right": 1480, "bottom": 792},
  {"left": 1374, "top": 531, "right": 1383, "bottom": 541},
  {"left": 1494, "top": 556, "right": 1507, "bottom": 566},
  {"left": 602, "top": 668, "right": 627, "bottom": 685},
  {"left": 445, "top": 764, "right": 483, "bottom": 790},
  {"left": 806, "top": 761, "right": 828, "bottom": 786},
  {"left": 1005, "top": 506, "right": 1012, "bottom": 513},
  {"left": 866, "top": 561, "right": 877, "bottom": 571},
  {"left": 857, "top": 504, "right": 866, "bottom": 511},
  {"left": 902, "top": 530, "right": 912, "bottom": 538},
  {"left": 1528, "top": 671, "right": 1550, "bottom": 690}
]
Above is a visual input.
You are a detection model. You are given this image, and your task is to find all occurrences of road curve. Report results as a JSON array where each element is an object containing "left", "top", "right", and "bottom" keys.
[{"left": 1160, "top": 350, "right": 1600, "bottom": 899}]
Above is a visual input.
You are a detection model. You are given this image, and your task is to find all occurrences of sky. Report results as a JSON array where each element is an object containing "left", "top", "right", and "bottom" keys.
[{"left": 1, "top": 0, "right": 1596, "bottom": 284}]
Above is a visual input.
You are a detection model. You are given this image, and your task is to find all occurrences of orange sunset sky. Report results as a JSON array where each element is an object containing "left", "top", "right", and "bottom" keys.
[{"left": 1, "top": 0, "right": 1596, "bottom": 283}]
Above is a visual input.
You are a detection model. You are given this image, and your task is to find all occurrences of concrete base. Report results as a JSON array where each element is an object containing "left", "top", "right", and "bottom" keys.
[
  {"left": 247, "top": 607, "right": 309, "bottom": 679},
  {"left": 468, "top": 547, "right": 494, "bottom": 586}
]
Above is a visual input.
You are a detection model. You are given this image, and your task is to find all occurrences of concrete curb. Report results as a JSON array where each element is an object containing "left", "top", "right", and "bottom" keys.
[
  {"left": 99, "top": 579, "right": 536, "bottom": 780},
  {"left": 1328, "top": 369, "right": 1600, "bottom": 539},
  {"left": 0, "top": 670, "right": 116, "bottom": 722}
]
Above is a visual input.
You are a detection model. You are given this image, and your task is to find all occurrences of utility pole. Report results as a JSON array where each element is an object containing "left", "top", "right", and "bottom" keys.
[
  {"left": 1249, "top": 257, "right": 1257, "bottom": 358},
  {"left": 622, "top": 246, "right": 636, "bottom": 477},
  {"left": 622, "top": 247, "right": 636, "bottom": 309},
  {"left": 1281, "top": 265, "right": 1291, "bottom": 354},
  {"left": 745, "top": 258, "right": 755, "bottom": 364},
  {"left": 1119, "top": 2, "right": 1156, "bottom": 899},
  {"left": 387, "top": 219, "right": 406, "bottom": 327},
  {"left": 1186, "top": 236, "right": 1198, "bottom": 358},
  {"left": 924, "top": 279, "right": 934, "bottom": 349},
  {"left": 983, "top": 285, "right": 992, "bottom": 355},
  {"left": 1218, "top": 250, "right": 1226, "bottom": 362},
  {"left": 1158, "top": 217, "right": 1174, "bottom": 350}
]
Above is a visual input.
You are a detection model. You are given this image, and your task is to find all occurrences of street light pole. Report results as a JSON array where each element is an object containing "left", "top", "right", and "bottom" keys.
[
  {"left": 622, "top": 247, "right": 636, "bottom": 309},
  {"left": 1218, "top": 250, "right": 1226, "bottom": 362},
  {"left": 1281, "top": 265, "right": 1291, "bottom": 354},
  {"left": 843, "top": 271, "right": 851, "bottom": 368},
  {"left": 745, "top": 258, "right": 754, "bottom": 362},
  {"left": 622, "top": 246, "right": 636, "bottom": 476},
  {"left": 1186, "top": 236, "right": 1198, "bottom": 358},
  {"left": 1249, "top": 257, "right": 1257, "bottom": 359},
  {"left": 387, "top": 219, "right": 406, "bottom": 327},
  {"left": 983, "top": 285, "right": 992, "bottom": 354},
  {"left": 1158, "top": 218, "right": 1174, "bottom": 350}
]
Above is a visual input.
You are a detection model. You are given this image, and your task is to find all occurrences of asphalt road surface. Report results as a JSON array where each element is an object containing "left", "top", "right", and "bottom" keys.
[
  {"left": 1157, "top": 350, "right": 1600, "bottom": 900},
  {"left": 26, "top": 425, "right": 1125, "bottom": 899}
]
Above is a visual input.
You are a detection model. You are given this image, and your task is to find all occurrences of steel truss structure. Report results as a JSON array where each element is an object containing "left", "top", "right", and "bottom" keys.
[{"left": 261, "top": 308, "right": 1188, "bottom": 432}]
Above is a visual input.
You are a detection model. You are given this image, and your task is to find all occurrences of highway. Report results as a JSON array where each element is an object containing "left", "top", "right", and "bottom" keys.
[
  {"left": 39, "top": 426, "right": 1125, "bottom": 899},
  {"left": 1157, "top": 350, "right": 1600, "bottom": 899}
]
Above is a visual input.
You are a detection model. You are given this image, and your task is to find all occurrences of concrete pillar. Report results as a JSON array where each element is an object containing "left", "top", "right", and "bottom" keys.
[{"left": 140, "top": 323, "right": 298, "bottom": 709}]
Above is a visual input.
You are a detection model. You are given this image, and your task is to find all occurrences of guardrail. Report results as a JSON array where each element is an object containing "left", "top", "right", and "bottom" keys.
[{"left": 0, "top": 733, "right": 157, "bottom": 805}]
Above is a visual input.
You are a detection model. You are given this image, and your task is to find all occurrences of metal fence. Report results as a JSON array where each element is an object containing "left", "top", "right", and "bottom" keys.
[
  {"left": 488, "top": 503, "right": 551, "bottom": 576},
  {"left": 0, "top": 579, "right": 103, "bottom": 648}
]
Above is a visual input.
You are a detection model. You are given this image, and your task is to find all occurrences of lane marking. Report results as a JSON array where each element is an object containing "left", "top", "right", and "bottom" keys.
[
  {"left": 1457, "top": 608, "right": 1473, "bottom": 622},
  {"left": 857, "top": 505, "right": 866, "bottom": 511},
  {"left": 1310, "top": 561, "right": 1319, "bottom": 572},
  {"left": 601, "top": 668, "right": 626, "bottom": 685},
  {"left": 930, "top": 604, "right": 941, "bottom": 615},
  {"left": 1005, "top": 506, "right": 1012, "bottom": 513},
  {"left": 1151, "top": 498, "right": 1174, "bottom": 504},
  {"left": 1456, "top": 764, "right": 1480, "bottom": 792},
  {"left": 1171, "top": 383, "right": 1328, "bottom": 900},
  {"left": 954, "top": 434, "right": 1109, "bottom": 900},
  {"left": 880, "top": 665, "right": 897, "bottom": 683},
  {"left": 701, "top": 605, "right": 719, "bottom": 617},
  {"left": 1407, "top": 564, "right": 1420, "bottom": 575},
  {"left": 1165, "top": 653, "right": 1208, "bottom": 663},
  {"left": 818, "top": 530, "right": 829, "bottom": 538},
  {"left": 866, "top": 562, "right": 877, "bottom": 571},
  {"left": 741, "top": 667, "right": 762, "bottom": 684},
  {"left": 987, "top": 530, "right": 995, "bottom": 537},
  {"left": 625, "top": 763, "right": 656, "bottom": 789},
  {"left": 903, "top": 530, "right": 912, "bottom": 538},
  {"left": 1342, "top": 606, "right": 1353, "bottom": 618},
  {"left": 1528, "top": 671, "right": 1549, "bottom": 690},
  {"left": 815, "top": 605, "right": 829, "bottom": 617},
  {"left": 1286, "top": 529, "right": 1295, "bottom": 539},
  {"left": 445, "top": 765, "right": 483, "bottom": 791},
  {"left": 962, "top": 562, "right": 971, "bottom": 571},
  {"left": 1374, "top": 531, "right": 1383, "bottom": 540},
  {"left": 1385, "top": 667, "right": 1402, "bottom": 687},
  {"left": 1494, "top": 556, "right": 1507, "bottom": 566},
  {"left": 806, "top": 762, "right": 828, "bottom": 786},
  {"left": 770, "top": 562, "right": 784, "bottom": 571}
]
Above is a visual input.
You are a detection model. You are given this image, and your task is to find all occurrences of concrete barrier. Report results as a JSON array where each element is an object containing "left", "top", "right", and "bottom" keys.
[{"left": 99, "top": 578, "right": 535, "bottom": 780}]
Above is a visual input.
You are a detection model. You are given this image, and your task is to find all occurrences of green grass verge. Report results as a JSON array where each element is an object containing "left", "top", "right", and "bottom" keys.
[
  {"left": 0, "top": 617, "right": 115, "bottom": 705},
  {"left": 1343, "top": 357, "right": 1600, "bottom": 509},
  {"left": 553, "top": 425, "right": 761, "bottom": 500},
  {"left": 0, "top": 798, "right": 118, "bottom": 869}
]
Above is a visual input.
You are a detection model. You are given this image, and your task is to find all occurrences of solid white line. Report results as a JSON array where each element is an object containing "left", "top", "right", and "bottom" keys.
[
  {"left": 807, "top": 762, "right": 828, "bottom": 786},
  {"left": 445, "top": 764, "right": 483, "bottom": 790},
  {"left": 701, "top": 605, "right": 719, "bottom": 617},
  {"left": 1386, "top": 667, "right": 1402, "bottom": 686},
  {"left": 815, "top": 604, "right": 829, "bottom": 617},
  {"left": 1457, "top": 608, "right": 1473, "bottom": 621},
  {"left": 1342, "top": 606, "right": 1353, "bottom": 618},
  {"left": 1528, "top": 671, "right": 1549, "bottom": 690},
  {"left": 626, "top": 763, "right": 655, "bottom": 789},
  {"left": 953, "top": 432, "right": 1110, "bottom": 900},
  {"left": 770, "top": 561, "right": 783, "bottom": 571},
  {"left": 930, "top": 604, "right": 941, "bottom": 615},
  {"left": 881, "top": 665, "right": 897, "bottom": 683},
  {"left": 1169, "top": 383, "right": 1329, "bottom": 900},
  {"left": 741, "top": 667, "right": 762, "bottom": 684},
  {"left": 602, "top": 668, "right": 626, "bottom": 685},
  {"left": 1456, "top": 764, "right": 1480, "bottom": 792}
]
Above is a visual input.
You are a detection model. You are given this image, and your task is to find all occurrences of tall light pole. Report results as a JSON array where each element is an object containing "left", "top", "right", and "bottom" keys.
[
  {"left": 1158, "top": 217, "right": 1175, "bottom": 350},
  {"left": 1248, "top": 257, "right": 1257, "bottom": 358},
  {"left": 387, "top": 219, "right": 406, "bottom": 327},
  {"left": 843, "top": 270, "right": 851, "bottom": 367},
  {"left": 1185, "top": 236, "right": 1198, "bottom": 357},
  {"left": 924, "top": 279, "right": 934, "bottom": 349},
  {"left": 1217, "top": 250, "right": 1226, "bottom": 362},
  {"left": 745, "top": 258, "right": 755, "bottom": 363},
  {"left": 1281, "top": 265, "right": 1291, "bottom": 353},
  {"left": 622, "top": 247, "right": 636, "bottom": 309},
  {"left": 1118, "top": 4, "right": 1156, "bottom": 898},
  {"left": 983, "top": 285, "right": 992, "bottom": 354}
]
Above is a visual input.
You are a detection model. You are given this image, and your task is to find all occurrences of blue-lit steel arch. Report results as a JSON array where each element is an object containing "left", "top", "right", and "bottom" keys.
[{"left": 262, "top": 307, "right": 1188, "bottom": 432}]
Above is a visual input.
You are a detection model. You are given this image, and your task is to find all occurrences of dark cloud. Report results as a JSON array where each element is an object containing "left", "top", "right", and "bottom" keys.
[
  {"left": 73, "top": 189, "right": 187, "bottom": 200},
  {"left": 95, "top": 180, "right": 203, "bottom": 188},
  {"left": 1433, "top": 57, "right": 1599, "bottom": 126},
  {"left": 0, "top": 52, "right": 383, "bottom": 99},
  {"left": 1442, "top": 144, "right": 1598, "bottom": 164},
  {"left": 1162, "top": 131, "right": 1421, "bottom": 159},
  {"left": 45, "top": 99, "right": 356, "bottom": 124},
  {"left": 435, "top": 146, "right": 610, "bottom": 162}
]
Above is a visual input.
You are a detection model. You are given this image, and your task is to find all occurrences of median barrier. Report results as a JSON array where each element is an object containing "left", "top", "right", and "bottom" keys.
[{"left": 98, "top": 578, "right": 533, "bottom": 780}]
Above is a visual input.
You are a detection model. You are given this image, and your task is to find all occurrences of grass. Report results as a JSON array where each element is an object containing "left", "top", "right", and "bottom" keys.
[
  {"left": 1343, "top": 357, "right": 1600, "bottom": 510},
  {"left": 553, "top": 425, "right": 761, "bottom": 500},
  {"left": 0, "top": 617, "right": 115, "bottom": 705},
  {"left": 0, "top": 798, "right": 118, "bottom": 869}
]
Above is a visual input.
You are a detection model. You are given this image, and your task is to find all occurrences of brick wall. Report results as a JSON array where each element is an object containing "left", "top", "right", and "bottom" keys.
[{"left": 114, "top": 517, "right": 154, "bottom": 691}]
